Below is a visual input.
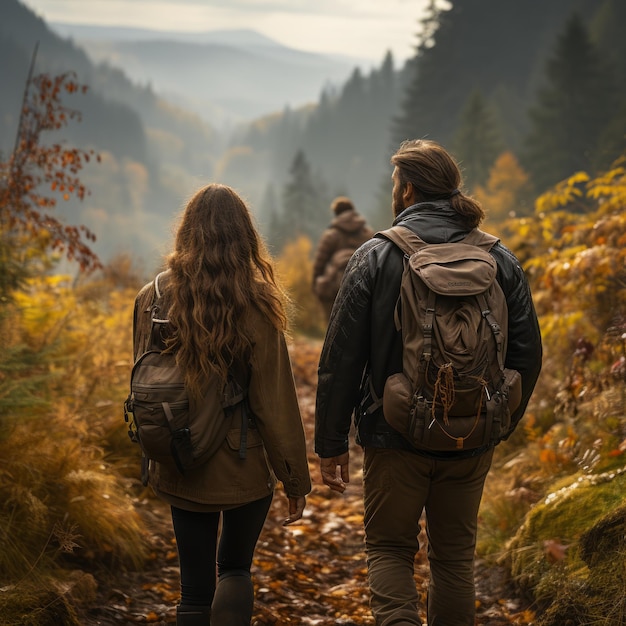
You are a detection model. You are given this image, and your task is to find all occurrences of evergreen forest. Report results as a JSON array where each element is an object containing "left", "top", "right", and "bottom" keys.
[{"left": 1, "top": 0, "right": 626, "bottom": 624}]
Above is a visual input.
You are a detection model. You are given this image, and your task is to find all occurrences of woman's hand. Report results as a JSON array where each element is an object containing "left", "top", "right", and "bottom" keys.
[{"left": 283, "top": 496, "right": 306, "bottom": 526}]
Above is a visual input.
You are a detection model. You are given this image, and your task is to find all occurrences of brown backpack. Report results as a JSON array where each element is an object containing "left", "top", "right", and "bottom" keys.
[
  {"left": 124, "top": 272, "right": 250, "bottom": 477},
  {"left": 374, "top": 226, "right": 522, "bottom": 451},
  {"left": 314, "top": 248, "right": 356, "bottom": 301}
]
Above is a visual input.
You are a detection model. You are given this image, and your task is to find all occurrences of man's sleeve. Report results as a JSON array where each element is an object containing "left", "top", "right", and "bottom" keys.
[
  {"left": 496, "top": 247, "right": 543, "bottom": 432},
  {"left": 315, "top": 250, "right": 373, "bottom": 457}
]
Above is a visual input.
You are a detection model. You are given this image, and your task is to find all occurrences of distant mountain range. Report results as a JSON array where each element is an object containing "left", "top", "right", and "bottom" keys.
[
  {"left": 1, "top": 0, "right": 384, "bottom": 267},
  {"left": 50, "top": 23, "right": 374, "bottom": 124},
  {"left": 7, "top": 0, "right": 619, "bottom": 270}
]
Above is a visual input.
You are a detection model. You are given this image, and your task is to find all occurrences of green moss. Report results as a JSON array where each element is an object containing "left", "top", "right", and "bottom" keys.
[
  {"left": 521, "top": 472, "right": 625, "bottom": 543},
  {"left": 508, "top": 468, "right": 626, "bottom": 623}
]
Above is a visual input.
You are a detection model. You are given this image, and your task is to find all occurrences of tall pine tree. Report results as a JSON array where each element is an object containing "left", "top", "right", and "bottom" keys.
[
  {"left": 451, "top": 90, "right": 504, "bottom": 191},
  {"left": 522, "top": 13, "right": 618, "bottom": 192},
  {"left": 589, "top": 0, "right": 626, "bottom": 170},
  {"left": 590, "top": 0, "right": 626, "bottom": 96},
  {"left": 392, "top": 0, "right": 443, "bottom": 146},
  {"left": 270, "top": 150, "right": 328, "bottom": 252}
]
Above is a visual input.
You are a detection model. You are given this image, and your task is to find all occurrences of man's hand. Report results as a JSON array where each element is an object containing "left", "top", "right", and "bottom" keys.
[
  {"left": 320, "top": 452, "right": 350, "bottom": 493},
  {"left": 283, "top": 496, "right": 306, "bottom": 526}
]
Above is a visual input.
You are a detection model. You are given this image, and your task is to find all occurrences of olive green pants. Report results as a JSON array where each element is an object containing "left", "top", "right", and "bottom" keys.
[{"left": 363, "top": 446, "right": 494, "bottom": 626}]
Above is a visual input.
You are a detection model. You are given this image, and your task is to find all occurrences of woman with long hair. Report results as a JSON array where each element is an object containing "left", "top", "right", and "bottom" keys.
[{"left": 132, "top": 184, "right": 311, "bottom": 625}]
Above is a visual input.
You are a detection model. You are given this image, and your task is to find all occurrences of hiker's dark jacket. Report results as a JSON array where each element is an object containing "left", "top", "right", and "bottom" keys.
[
  {"left": 314, "top": 200, "right": 543, "bottom": 459},
  {"left": 312, "top": 209, "right": 374, "bottom": 296}
]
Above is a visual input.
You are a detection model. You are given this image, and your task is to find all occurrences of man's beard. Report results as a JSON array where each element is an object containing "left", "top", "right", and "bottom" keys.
[{"left": 392, "top": 185, "right": 404, "bottom": 217}]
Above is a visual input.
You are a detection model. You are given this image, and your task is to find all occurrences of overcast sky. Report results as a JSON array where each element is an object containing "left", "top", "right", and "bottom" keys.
[{"left": 20, "top": 0, "right": 430, "bottom": 64}]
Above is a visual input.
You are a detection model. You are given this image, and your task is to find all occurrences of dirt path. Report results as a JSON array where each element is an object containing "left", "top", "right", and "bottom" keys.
[{"left": 82, "top": 339, "right": 533, "bottom": 625}]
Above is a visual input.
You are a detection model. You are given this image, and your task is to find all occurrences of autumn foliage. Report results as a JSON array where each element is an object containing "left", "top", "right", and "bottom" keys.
[
  {"left": 0, "top": 70, "right": 147, "bottom": 623},
  {"left": 276, "top": 235, "right": 326, "bottom": 337},
  {"left": 475, "top": 151, "right": 534, "bottom": 222},
  {"left": 0, "top": 70, "right": 101, "bottom": 276},
  {"left": 476, "top": 155, "right": 626, "bottom": 624}
]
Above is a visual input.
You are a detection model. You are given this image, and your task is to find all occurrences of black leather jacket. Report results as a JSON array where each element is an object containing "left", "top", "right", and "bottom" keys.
[{"left": 314, "top": 200, "right": 543, "bottom": 459}]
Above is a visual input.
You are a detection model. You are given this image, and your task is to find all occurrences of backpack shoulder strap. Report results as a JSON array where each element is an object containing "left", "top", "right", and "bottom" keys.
[
  {"left": 461, "top": 228, "right": 500, "bottom": 252},
  {"left": 377, "top": 225, "right": 428, "bottom": 256},
  {"left": 376, "top": 226, "right": 428, "bottom": 332},
  {"left": 133, "top": 271, "right": 172, "bottom": 359},
  {"left": 133, "top": 280, "right": 157, "bottom": 360},
  {"left": 152, "top": 271, "right": 171, "bottom": 324},
  {"left": 154, "top": 271, "right": 167, "bottom": 298}
]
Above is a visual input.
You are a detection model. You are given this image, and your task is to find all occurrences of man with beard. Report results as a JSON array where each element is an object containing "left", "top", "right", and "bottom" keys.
[{"left": 315, "top": 139, "right": 542, "bottom": 625}]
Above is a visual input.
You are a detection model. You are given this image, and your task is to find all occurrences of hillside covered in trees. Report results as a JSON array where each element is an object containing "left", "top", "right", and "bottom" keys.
[
  {"left": 2, "top": 0, "right": 625, "bottom": 266},
  {"left": 1, "top": 0, "right": 224, "bottom": 270},
  {"left": 256, "top": 0, "right": 626, "bottom": 249}
]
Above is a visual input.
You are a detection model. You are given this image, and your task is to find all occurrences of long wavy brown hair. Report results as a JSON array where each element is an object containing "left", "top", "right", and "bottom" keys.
[
  {"left": 391, "top": 139, "right": 485, "bottom": 227},
  {"left": 164, "top": 184, "right": 287, "bottom": 396}
]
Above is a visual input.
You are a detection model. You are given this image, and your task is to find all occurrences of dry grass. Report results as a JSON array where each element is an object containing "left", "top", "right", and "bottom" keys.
[{"left": 0, "top": 267, "right": 150, "bottom": 622}]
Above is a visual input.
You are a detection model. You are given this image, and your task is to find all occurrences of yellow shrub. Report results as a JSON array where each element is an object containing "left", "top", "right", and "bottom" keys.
[{"left": 276, "top": 235, "right": 326, "bottom": 337}]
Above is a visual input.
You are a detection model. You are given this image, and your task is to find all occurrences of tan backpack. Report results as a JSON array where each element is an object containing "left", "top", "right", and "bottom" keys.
[
  {"left": 374, "top": 226, "right": 522, "bottom": 451},
  {"left": 314, "top": 248, "right": 356, "bottom": 301}
]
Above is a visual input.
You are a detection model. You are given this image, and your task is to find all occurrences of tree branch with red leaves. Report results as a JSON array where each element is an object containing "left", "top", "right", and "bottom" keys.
[{"left": 0, "top": 67, "right": 102, "bottom": 273}]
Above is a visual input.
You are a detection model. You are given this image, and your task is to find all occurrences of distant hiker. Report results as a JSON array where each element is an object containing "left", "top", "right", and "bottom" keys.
[
  {"left": 315, "top": 140, "right": 542, "bottom": 625},
  {"left": 131, "top": 184, "right": 311, "bottom": 626},
  {"left": 312, "top": 196, "right": 374, "bottom": 319}
]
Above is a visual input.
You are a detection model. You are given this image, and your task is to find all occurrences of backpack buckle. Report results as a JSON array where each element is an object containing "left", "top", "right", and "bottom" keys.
[{"left": 124, "top": 398, "right": 139, "bottom": 443}]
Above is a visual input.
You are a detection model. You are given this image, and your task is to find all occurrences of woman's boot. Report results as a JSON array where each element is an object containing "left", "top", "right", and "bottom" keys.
[
  {"left": 211, "top": 573, "right": 254, "bottom": 625},
  {"left": 176, "top": 604, "right": 211, "bottom": 625}
]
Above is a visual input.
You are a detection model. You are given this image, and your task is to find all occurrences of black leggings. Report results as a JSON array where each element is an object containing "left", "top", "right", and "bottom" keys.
[{"left": 171, "top": 494, "right": 273, "bottom": 606}]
